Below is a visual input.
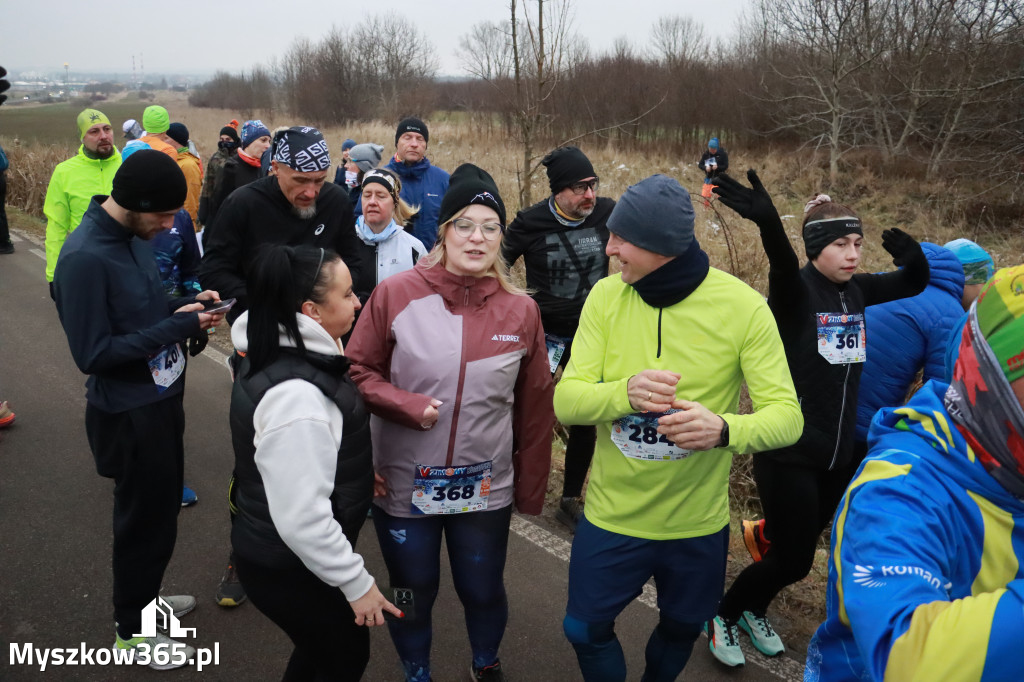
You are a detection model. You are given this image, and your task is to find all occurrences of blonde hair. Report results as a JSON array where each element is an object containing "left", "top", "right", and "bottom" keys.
[
  {"left": 419, "top": 207, "right": 528, "bottom": 296},
  {"left": 393, "top": 196, "right": 419, "bottom": 228}
]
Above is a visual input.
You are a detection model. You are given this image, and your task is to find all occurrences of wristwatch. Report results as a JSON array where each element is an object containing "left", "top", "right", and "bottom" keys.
[{"left": 717, "top": 417, "right": 730, "bottom": 448}]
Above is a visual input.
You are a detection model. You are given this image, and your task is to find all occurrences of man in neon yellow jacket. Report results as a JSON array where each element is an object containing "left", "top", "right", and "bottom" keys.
[
  {"left": 554, "top": 174, "right": 803, "bottom": 682},
  {"left": 44, "top": 108, "right": 122, "bottom": 295}
]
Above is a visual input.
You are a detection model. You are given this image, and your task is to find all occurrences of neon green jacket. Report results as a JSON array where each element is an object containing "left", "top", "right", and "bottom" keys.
[
  {"left": 554, "top": 269, "right": 803, "bottom": 540},
  {"left": 44, "top": 146, "right": 122, "bottom": 281}
]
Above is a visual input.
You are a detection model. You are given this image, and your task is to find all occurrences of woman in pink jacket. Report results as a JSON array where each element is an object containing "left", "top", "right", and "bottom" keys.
[{"left": 347, "top": 164, "right": 555, "bottom": 682}]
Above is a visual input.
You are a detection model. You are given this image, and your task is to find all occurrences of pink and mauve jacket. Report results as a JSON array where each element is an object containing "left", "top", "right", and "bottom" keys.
[{"left": 347, "top": 261, "right": 555, "bottom": 518}]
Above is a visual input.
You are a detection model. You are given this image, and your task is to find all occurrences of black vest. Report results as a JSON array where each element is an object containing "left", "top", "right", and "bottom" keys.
[{"left": 229, "top": 349, "right": 373, "bottom": 568}]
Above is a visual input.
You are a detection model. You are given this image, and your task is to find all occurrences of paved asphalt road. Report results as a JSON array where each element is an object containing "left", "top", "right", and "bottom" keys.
[{"left": 0, "top": 230, "right": 804, "bottom": 681}]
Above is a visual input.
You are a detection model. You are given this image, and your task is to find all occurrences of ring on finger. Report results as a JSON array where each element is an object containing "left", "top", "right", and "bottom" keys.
[{"left": 647, "top": 391, "right": 652, "bottom": 401}]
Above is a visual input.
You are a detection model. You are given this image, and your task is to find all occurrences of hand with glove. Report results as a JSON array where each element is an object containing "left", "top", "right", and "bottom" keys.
[
  {"left": 714, "top": 169, "right": 799, "bottom": 273},
  {"left": 880, "top": 227, "right": 923, "bottom": 268},
  {"left": 188, "top": 332, "right": 209, "bottom": 357},
  {"left": 713, "top": 169, "right": 783, "bottom": 230}
]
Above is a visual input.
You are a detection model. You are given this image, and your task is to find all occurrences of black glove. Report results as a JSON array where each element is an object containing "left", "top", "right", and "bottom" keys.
[
  {"left": 712, "top": 169, "right": 781, "bottom": 229},
  {"left": 0, "top": 66, "right": 9, "bottom": 107},
  {"left": 188, "top": 332, "right": 208, "bottom": 357},
  {"left": 881, "top": 227, "right": 922, "bottom": 267}
]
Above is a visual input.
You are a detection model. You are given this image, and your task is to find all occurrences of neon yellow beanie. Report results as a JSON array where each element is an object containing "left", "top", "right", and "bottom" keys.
[
  {"left": 76, "top": 109, "right": 110, "bottom": 140},
  {"left": 142, "top": 105, "right": 170, "bottom": 134}
]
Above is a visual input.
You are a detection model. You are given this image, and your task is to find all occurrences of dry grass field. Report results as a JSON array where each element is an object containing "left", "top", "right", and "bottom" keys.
[{"left": 3, "top": 93, "right": 1021, "bottom": 651}]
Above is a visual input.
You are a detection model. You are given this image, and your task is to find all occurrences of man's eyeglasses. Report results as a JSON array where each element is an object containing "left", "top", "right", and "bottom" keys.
[
  {"left": 451, "top": 218, "right": 504, "bottom": 241},
  {"left": 568, "top": 178, "right": 599, "bottom": 195}
]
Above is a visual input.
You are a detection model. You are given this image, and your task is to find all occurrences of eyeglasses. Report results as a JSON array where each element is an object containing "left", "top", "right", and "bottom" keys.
[
  {"left": 450, "top": 218, "right": 504, "bottom": 241},
  {"left": 568, "top": 178, "right": 599, "bottom": 195}
]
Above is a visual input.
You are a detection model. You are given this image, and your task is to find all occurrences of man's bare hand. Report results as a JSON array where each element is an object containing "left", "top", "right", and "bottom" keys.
[
  {"left": 195, "top": 289, "right": 221, "bottom": 302},
  {"left": 627, "top": 370, "right": 680, "bottom": 412},
  {"left": 174, "top": 301, "right": 225, "bottom": 330},
  {"left": 657, "top": 399, "right": 726, "bottom": 451}
]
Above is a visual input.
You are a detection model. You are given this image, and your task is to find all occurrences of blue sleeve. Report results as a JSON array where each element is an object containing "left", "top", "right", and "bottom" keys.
[
  {"left": 835, "top": 458, "right": 1024, "bottom": 681},
  {"left": 943, "top": 311, "right": 968, "bottom": 381},
  {"left": 178, "top": 213, "right": 203, "bottom": 294}
]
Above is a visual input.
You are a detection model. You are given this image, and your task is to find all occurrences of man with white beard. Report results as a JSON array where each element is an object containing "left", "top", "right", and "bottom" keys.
[{"left": 199, "top": 126, "right": 364, "bottom": 324}]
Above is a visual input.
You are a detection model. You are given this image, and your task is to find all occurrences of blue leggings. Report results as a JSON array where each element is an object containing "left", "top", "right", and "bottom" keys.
[{"left": 372, "top": 504, "right": 513, "bottom": 682}]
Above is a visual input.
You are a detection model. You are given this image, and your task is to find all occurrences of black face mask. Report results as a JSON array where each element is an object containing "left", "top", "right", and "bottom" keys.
[{"left": 218, "top": 140, "right": 239, "bottom": 151}]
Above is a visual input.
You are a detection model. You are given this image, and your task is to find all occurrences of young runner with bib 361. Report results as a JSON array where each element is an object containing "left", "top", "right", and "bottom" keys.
[{"left": 707, "top": 170, "right": 930, "bottom": 666}]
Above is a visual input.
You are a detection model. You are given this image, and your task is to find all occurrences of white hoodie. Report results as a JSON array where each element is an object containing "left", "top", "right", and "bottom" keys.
[{"left": 231, "top": 312, "right": 374, "bottom": 602}]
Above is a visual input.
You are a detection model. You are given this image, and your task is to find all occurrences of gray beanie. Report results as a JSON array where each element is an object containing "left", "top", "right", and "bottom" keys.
[
  {"left": 606, "top": 174, "right": 695, "bottom": 256},
  {"left": 349, "top": 143, "right": 384, "bottom": 173}
]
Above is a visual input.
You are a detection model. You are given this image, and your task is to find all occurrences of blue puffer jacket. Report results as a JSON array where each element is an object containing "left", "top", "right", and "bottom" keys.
[
  {"left": 377, "top": 156, "right": 450, "bottom": 251},
  {"left": 854, "top": 243, "right": 964, "bottom": 442}
]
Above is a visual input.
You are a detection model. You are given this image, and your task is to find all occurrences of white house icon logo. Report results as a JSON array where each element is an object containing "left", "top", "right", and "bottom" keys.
[{"left": 134, "top": 597, "right": 196, "bottom": 638}]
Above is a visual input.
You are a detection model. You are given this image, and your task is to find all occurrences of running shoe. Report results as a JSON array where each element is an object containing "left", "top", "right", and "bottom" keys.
[
  {"left": 706, "top": 616, "right": 745, "bottom": 667},
  {"left": 114, "top": 631, "right": 196, "bottom": 670},
  {"left": 556, "top": 496, "right": 584, "bottom": 533},
  {"left": 0, "top": 241, "right": 14, "bottom": 255},
  {"left": 181, "top": 485, "right": 198, "bottom": 507},
  {"left": 0, "top": 401, "right": 15, "bottom": 428},
  {"left": 469, "top": 660, "right": 506, "bottom": 681},
  {"left": 742, "top": 519, "right": 771, "bottom": 562},
  {"left": 162, "top": 595, "right": 197, "bottom": 619},
  {"left": 216, "top": 554, "right": 247, "bottom": 607},
  {"left": 739, "top": 611, "right": 784, "bottom": 657}
]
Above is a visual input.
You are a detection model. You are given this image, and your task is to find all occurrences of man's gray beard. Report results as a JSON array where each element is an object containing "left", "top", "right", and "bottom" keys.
[
  {"left": 569, "top": 204, "right": 595, "bottom": 221},
  {"left": 291, "top": 203, "right": 317, "bottom": 219}
]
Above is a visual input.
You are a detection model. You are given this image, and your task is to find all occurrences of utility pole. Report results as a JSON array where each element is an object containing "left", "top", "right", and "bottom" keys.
[{"left": 63, "top": 62, "right": 69, "bottom": 97}]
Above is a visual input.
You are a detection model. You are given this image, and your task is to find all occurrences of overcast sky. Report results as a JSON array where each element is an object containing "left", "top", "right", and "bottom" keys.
[{"left": 5, "top": 0, "right": 748, "bottom": 79}]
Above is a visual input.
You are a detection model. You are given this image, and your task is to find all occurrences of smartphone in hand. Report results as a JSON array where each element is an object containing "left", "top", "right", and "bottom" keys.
[
  {"left": 385, "top": 587, "right": 415, "bottom": 621},
  {"left": 200, "top": 297, "right": 236, "bottom": 315}
]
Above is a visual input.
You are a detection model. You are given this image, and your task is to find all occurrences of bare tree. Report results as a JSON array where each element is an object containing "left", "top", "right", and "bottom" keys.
[
  {"left": 460, "top": 0, "right": 581, "bottom": 207},
  {"left": 353, "top": 13, "right": 439, "bottom": 121},
  {"left": 746, "top": 0, "right": 889, "bottom": 183},
  {"left": 650, "top": 15, "right": 708, "bottom": 69}
]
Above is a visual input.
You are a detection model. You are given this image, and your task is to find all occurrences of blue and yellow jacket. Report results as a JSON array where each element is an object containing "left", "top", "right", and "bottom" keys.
[{"left": 805, "top": 380, "right": 1024, "bottom": 682}]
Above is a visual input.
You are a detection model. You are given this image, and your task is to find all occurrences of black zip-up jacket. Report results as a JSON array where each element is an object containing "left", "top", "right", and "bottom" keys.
[
  {"left": 199, "top": 176, "right": 364, "bottom": 323},
  {"left": 230, "top": 349, "right": 373, "bottom": 569},
  {"left": 501, "top": 196, "right": 614, "bottom": 338},
  {"left": 53, "top": 197, "right": 201, "bottom": 412},
  {"left": 760, "top": 221, "right": 929, "bottom": 470},
  {"left": 698, "top": 149, "right": 729, "bottom": 179}
]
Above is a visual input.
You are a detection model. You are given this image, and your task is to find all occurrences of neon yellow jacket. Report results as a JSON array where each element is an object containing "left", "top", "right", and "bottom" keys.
[
  {"left": 554, "top": 269, "right": 802, "bottom": 540},
  {"left": 44, "top": 145, "right": 122, "bottom": 281}
]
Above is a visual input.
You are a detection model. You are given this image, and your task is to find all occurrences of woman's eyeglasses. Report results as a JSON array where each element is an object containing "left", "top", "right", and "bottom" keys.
[{"left": 450, "top": 218, "right": 504, "bottom": 241}]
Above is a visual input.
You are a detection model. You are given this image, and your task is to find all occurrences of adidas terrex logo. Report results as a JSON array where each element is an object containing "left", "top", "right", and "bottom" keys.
[{"left": 492, "top": 334, "right": 519, "bottom": 342}]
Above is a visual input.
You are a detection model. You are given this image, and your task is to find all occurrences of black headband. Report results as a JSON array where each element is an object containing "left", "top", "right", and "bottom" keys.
[
  {"left": 361, "top": 169, "right": 400, "bottom": 204},
  {"left": 803, "top": 216, "right": 863, "bottom": 259}
]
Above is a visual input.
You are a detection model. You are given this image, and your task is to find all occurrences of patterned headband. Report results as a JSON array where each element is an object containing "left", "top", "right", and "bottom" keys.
[{"left": 273, "top": 126, "right": 331, "bottom": 172}]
